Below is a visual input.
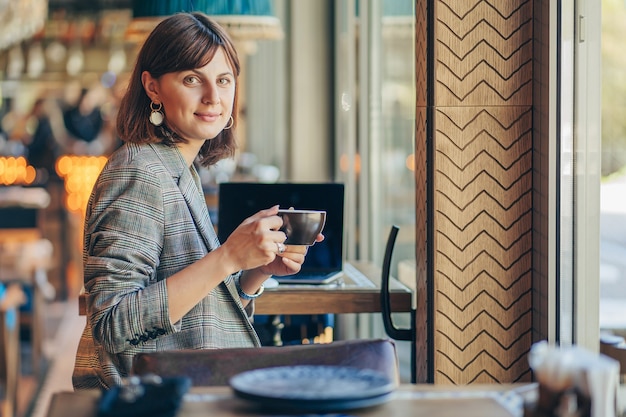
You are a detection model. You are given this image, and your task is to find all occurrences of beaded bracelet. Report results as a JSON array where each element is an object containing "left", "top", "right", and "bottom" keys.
[{"left": 234, "top": 276, "right": 264, "bottom": 300}]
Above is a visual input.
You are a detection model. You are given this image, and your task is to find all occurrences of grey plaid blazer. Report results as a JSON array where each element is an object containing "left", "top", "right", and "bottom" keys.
[{"left": 72, "top": 142, "right": 260, "bottom": 390}]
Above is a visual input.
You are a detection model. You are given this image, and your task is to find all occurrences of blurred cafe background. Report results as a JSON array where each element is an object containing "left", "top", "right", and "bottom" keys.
[{"left": 0, "top": 0, "right": 416, "bottom": 415}]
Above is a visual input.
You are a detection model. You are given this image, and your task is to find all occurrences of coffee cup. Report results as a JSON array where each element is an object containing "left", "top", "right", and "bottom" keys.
[{"left": 277, "top": 209, "right": 326, "bottom": 245}]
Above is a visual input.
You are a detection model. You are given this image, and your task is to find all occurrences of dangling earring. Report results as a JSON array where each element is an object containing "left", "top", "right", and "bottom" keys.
[
  {"left": 223, "top": 115, "right": 234, "bottom": 130},
  {"left": 149, "top": 102, "right": 164, "bottom": 126}
]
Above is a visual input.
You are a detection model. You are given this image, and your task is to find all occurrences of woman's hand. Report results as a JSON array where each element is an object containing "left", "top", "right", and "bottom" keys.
[
  {"left": 256, "top": 232, "right": 325, "bottom": 276},
  {"left": 218, "top": 205, "right": 325, "bottom": 276},
  {"left": 218, "top": 205, "right": 286, "bottom": 273},
  {"left": 256, "top": 243, "right": 307, "bottom": 276}
]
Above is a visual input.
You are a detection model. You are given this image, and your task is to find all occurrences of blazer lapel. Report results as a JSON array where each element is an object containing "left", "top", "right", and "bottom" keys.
[
  {"left": 179, "top": 166, "right": 221, "bottom": 252},
  {"left": 149, "top": 143, "right": 219, "bottom": 252},
  {"left": 178, "top": 163, "right": 244, "bottom": 307}
]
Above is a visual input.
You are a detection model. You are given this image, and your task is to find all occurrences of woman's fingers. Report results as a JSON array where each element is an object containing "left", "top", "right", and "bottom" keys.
[
  {"left": 221, "top": 205, "right": 292, "bottom": 271},
  {"left": 275, "top": 244, "right": 307, "bottom": 262},
  {"left": 241, "top": 205, "right": 280, "bottom": 225},
  {"left": 276, "top": 242, "right": 286, "bottom": 254}
]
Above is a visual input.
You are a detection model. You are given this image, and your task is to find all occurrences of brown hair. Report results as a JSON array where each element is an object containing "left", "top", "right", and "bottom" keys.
[{"left": 116, "top": 12, "right": 240, "bottom": 166}]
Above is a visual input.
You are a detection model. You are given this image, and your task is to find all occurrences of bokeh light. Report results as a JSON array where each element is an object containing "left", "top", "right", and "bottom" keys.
[
  {"left": 55, "top": 155, "right": 108, "bottom": 214},
  {"left": 0, "top": 156, "right": 37, "bottom": 185}
]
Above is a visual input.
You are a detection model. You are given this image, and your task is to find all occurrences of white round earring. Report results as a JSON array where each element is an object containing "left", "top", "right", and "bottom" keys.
[
  {"left": 223, "top": 115, "right": 234, "bottom": 130},
  {"left": 149, "top": 102, "right": 164, "bottom": 126}
]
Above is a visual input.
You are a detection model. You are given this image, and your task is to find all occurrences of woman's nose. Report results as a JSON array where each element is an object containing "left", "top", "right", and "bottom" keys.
[{"left": 202, "top": 83, "right": 220, "bottom": 104}]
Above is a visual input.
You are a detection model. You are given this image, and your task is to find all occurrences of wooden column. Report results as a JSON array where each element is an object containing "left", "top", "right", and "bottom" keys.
[{"left": 415, "top": 0, "right": 536, "bottom": 384}]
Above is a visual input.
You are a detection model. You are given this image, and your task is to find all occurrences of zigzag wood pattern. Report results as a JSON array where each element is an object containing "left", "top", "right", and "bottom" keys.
[
  {"left": 437, "top": 250, "right": 531, "bottom": 291},
  {"left": 437, "top": 306, "right": 532, "bottom": 341},
  {"left": 433, "top": 102, "right": 532, "bottom": 384},
  {"left": 437, "top": 208, "right": 532, "bottom": 245},
  {"left": 438, "top": 267, "right": 531, "bottom": 294},
  {"left": 435, "top": 327, "right": 531, "bottom": 368},
  {"left": 435, "top": 0, "right": 533, "bottom": 106},
  {"left": 435, "top": 345, "right": 532, "bottom": 384}
]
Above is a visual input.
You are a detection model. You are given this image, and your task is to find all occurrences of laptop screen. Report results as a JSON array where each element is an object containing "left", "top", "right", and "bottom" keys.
[{"left": 217, "top": 182, "right": 345, "bottom": 275}]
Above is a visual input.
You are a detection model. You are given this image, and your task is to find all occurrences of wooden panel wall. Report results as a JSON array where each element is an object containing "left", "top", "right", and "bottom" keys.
[
  {"left": 415, "top": 0, "right": 535, "bottom": 384},
  {"left": 414, "top": 0, "right": 429, "bottom": 385}
]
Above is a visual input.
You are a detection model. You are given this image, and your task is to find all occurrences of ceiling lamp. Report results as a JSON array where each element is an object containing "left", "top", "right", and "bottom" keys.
[{"left": 125, "top": 0, "right": 283, "bottom": 44}]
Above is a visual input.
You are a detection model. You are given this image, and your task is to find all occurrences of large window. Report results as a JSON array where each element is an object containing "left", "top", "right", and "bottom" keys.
[
  {"left": 334, "top": 0, "right": 416, "bottom": 380},
  {"left": 245, "top": 0, "right": 416, "bottom": 378},
  {"left": 334, "top": 0, "right": 415, "bottom": 267},
  {"left": 600, "top": 0, "right": 626, "bottom": 334}
]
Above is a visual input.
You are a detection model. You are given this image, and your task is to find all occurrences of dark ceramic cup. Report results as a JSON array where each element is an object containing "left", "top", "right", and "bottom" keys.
[{"left": 277, "top": 209, "right": 326, "bottom": 245}]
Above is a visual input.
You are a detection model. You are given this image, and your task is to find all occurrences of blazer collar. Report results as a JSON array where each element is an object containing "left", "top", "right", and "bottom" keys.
[{"left": 148, "top": 143, "right": 220, "bottom": 253}]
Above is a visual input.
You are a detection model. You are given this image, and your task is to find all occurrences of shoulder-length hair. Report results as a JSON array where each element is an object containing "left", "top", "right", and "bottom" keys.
[{"left": 116, "top": 12, "right": 240, "bottom": 167}]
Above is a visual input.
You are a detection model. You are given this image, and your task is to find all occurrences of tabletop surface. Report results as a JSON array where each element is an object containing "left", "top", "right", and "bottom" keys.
[
  {"left": 46, "top": 384, "right": 530, "bottom": 417},
  {"left": 255, "top": 261, "right": 413, "bottom": 315}
]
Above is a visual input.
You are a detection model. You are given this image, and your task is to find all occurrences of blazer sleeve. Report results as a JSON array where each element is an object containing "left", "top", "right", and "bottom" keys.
[{"left": 83, "top": 162, "right": 176, "bottom": 354}]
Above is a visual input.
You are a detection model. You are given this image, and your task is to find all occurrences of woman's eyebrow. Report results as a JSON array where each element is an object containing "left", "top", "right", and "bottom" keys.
[
  {"left": 187, "top": 68, "right": 234, "bottom": 79},
  {"left": 215, "top": 70, "right": 235, "bottom": 78}
]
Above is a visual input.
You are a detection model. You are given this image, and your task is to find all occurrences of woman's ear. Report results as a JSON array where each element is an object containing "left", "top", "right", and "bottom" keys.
[{"left": 141, "top": 70, "right": 159, "bottom": 102}]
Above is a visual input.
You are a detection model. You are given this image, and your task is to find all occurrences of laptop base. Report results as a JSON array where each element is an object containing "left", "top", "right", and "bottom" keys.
[{"left": 274, "top": 271, "right": 343, "bottom": 285}]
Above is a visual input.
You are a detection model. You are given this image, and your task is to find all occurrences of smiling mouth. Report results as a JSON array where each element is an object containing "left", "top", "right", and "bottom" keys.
[{"left": 195, "top": 113, "right": 220, "bottom": 122}]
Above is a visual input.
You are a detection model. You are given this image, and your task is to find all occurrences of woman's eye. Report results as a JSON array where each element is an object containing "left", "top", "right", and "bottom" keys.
[
  {"left": 217, "top": 77, "right": 231, "bottom": 86},
  {"left": 184, "top": 75, "right": 200, "bottom": 84}
]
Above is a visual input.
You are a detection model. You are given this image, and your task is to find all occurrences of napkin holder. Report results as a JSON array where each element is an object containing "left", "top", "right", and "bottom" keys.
[
  {"left": 524, "top": 385, "right": 591, "bottom": 417},
  {"left": 525, "top": 341, "right": 620, "bottom": 417}
]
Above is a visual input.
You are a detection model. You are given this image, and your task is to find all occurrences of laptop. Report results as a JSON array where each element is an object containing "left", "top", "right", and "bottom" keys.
[{"left": 217, "top": 182, "right": 345, "bottom": 285}]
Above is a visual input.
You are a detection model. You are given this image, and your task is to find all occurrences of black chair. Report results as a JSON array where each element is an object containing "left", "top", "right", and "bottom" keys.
[{"left": 380, "top": 225, "right": 416, "bottom": 383}]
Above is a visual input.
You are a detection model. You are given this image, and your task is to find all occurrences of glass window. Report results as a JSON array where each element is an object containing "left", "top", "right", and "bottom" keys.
[
  {"left": 600, "top": 0, "right": 626, "bottom": 333},
  {"left": 335, "top": 0, "right": 415, "bottom": 381}
]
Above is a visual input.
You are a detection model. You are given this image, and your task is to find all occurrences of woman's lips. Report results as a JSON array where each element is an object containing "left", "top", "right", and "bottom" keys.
[{"left": 195, "top": 112, "right": 220, "bottom": 122}]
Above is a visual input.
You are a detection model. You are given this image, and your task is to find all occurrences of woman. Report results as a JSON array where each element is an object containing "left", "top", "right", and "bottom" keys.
[{"left": 72, "top": 12, "right": 321, "bottom": 389}]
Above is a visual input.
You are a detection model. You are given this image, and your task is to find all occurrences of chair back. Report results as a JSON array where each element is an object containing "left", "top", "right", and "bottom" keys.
[{"left": 132, "top": 338, "right": 399, "bottom": 386}]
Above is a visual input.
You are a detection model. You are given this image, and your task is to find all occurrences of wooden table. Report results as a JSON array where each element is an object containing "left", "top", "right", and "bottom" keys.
[
  {"left": 45, "top": 384, "right": 531, "bottom": 417},
  {"left": 79, "top": 261, "right": 414, "bottom": 316},
  {"left": 256, "top": 261, "right": 412, "bottom": 315}
]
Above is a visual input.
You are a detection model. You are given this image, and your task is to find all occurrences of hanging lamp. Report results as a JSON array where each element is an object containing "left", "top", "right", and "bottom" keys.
[{"left": 125, "top": 0, "right": 283, "bottom": 44}]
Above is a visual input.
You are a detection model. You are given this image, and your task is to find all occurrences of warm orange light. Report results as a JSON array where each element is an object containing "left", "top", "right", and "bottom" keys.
[
  {"left": 0, "top": 156, "right": 36, "bottom": 185},
  {"left": 25, "top": 166, "right": 37, "bottom": 183},
  {"left": 405, "top": 153, "right": 415, "bottom": 172},
  {"left": 339, "top": 153, "right": 361, "bottom": 174},
  {"left": 339, "top": 154, "right": 349, "bottom": 172},
  {"left": 55, "top": 155, "right": 108, "bottom": 214},
  {"left": 55, "top": 155, "right": 73, "bottom": 177}
]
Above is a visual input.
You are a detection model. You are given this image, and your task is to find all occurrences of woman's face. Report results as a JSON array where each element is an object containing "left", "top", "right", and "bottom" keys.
[{"left": 143, "top": 47, "right": 236, "bottom": 144}]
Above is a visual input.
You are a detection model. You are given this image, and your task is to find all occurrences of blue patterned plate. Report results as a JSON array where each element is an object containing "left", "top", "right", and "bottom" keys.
[{"left": 229, "top": 365, "right": 395, "bottom": 411}]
